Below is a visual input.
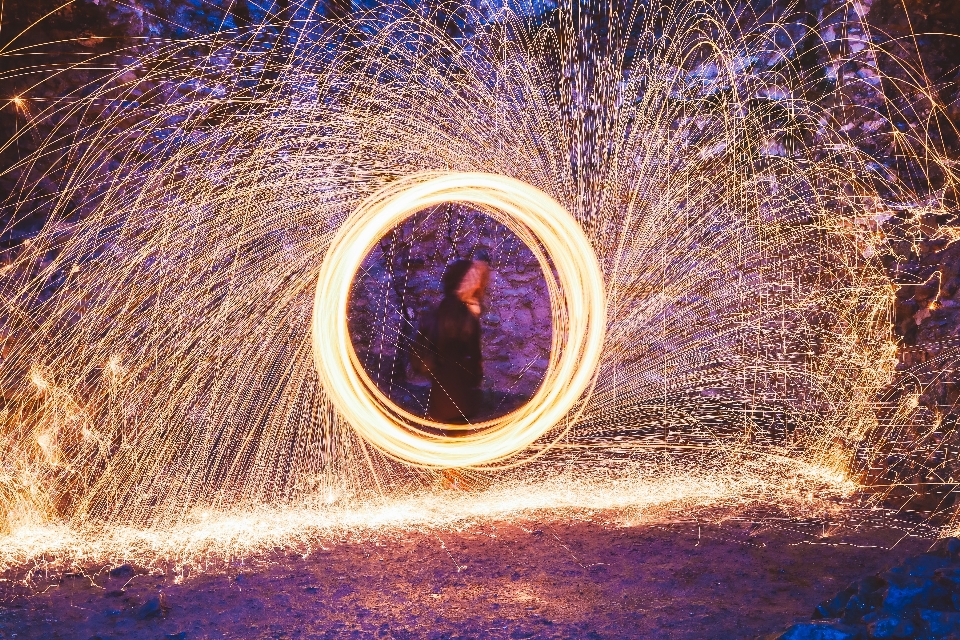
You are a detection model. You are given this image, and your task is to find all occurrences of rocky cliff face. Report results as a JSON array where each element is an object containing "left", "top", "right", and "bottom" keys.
[
  {"left": 1, "top": 0, "right": 959, "bottom": 424},
  {"left": 863, "top": 0, "right": 960, "bottom": 430}
]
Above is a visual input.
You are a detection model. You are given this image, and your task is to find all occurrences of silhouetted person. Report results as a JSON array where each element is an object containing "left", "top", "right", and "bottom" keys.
[{"left": 412, "top": 259, "right": 490, "bottom": 425}]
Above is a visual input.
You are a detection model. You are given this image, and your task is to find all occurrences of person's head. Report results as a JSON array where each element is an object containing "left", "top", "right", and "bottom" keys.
[
  {"left": 442, "top": 259, "right": 490, "bottom": 316},
  {"left": 442, "top": 260, "right": 474, "bottom": 296}
]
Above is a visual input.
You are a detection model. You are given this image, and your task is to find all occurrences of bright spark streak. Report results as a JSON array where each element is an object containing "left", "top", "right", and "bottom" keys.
[
  {"left": 0, "top": 0, "right": 953, "bottom": 568},
  {"left": 313, "top": 172, "right": 606, "bottom": 468}
]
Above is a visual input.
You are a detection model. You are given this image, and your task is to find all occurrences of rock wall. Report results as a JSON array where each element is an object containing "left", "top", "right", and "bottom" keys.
[
  {"left": 3, "top": 0, "right": 960, "bottom": 424},
  {"left": 867, "top": 0, "right": 960, "bottom": 425},
  {"left": 775, "top": 537, "right": 960, "bottom": 639},
  {"left": 347, "top": 206, "right": 551, "bottom": 418}
]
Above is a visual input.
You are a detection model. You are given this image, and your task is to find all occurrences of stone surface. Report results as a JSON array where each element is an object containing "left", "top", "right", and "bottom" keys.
[
  {"left": 865, "top": 613, "right": 916, "bottom": 638},
  {"left": 775, "top": 537, "right": 960, "bottom": 639},
  {"left": 0, "top": 518, "right": 933, "bottom": 640},
  {"left": 136, "top": 597, "right": 164, "bottom": 620},
  {"left": 920, "top": 609, "right": 960, "bottom": 637},
  {"left": 777, "top": 621, "right": 860, "bottom": 640}
]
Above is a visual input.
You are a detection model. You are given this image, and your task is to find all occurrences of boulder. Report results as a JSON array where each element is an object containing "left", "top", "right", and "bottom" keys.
[
  {"left": 136, "top": 597, "right": 164, "bottom": 620},
  {"left": 903, "top": 554, "right": 954, "bottom": 577},
  {"left": 864, "top": 613, "right": 915, "bottom": 638},
  {"left": 918, "top": 609, "right": 960, "bottom": 636},
  {"left": 881, "top": 578, "right": 946, "bottom": 612},
  {"left": 930, "top": 538, "right": 960, "bottom": 560},
  {"left": 775, "top": 621, "right": 861, "bottom": 640},
  {"left": 108, "top": 564, "right": 134, "bottom": 578},
  {"left": 815, "top": 587, "right": 856, "bottom": 618},
  {"left": 841, "top": 594, "right": 874, "bottom": 624}
]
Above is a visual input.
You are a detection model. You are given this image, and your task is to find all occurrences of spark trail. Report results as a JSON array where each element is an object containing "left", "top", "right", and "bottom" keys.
[{"left": 0, "top": 0, "right": 954, "bottom": 570}]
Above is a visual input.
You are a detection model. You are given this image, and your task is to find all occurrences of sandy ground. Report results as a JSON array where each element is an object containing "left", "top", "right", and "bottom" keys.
[{"left": 0, "top": 515, "right": 937, "bottom": 639}]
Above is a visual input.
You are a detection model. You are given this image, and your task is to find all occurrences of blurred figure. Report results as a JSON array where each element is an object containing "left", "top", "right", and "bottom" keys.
[{"left": 412, "top": 258, "right": 490, "bottom": 425}]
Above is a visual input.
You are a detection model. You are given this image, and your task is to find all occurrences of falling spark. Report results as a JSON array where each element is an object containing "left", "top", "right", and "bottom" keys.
[{"left": 0, "top": 0, "right": 955, "bottom": 570}]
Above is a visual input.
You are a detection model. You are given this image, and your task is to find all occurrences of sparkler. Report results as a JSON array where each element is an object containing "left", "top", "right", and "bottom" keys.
[{"left": 0, "top": 0, "right": 954, "bottom": 569}]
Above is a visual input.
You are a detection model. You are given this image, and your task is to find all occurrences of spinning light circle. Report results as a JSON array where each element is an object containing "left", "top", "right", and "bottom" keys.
[{"left": 312, "top": 173, "right": 606, "bottom": 468}]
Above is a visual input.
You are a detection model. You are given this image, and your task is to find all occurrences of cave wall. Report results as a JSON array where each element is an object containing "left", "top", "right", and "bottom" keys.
[
  {"left": 2, "top": 0, "right": 960, "bottom": 420},
  {"left": 347, "top": 207, "right": 551, "bottom": 415}
]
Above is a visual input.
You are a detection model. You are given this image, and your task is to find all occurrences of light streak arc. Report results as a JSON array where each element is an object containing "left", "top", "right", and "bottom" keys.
[{"left": 312, "top": 172, "right": 606, "bottom": 468}]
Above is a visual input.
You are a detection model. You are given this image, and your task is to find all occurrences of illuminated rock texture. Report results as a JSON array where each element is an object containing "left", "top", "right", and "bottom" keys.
[{"left": 775, "top": 537, "right": 960, "bottom": 639}]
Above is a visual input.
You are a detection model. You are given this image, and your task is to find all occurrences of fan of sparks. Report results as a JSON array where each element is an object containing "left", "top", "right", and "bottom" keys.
[{"left": 0, "top": 0, "right": 951, "bottom": 561}]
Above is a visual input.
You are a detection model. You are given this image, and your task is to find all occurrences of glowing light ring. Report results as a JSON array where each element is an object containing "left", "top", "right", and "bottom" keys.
[{"left": 312, "top": 172, "right": 606, "bottom": 468}]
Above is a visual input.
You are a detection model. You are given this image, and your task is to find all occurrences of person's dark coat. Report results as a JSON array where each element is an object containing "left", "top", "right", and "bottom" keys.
[{"left": 411, "top": 260, "right": 483, "bottom": 423}]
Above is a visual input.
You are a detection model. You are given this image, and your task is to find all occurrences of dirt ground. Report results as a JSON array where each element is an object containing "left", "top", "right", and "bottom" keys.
[{"left": 0, "top": 516, "right": 936, "bottom": 639}]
